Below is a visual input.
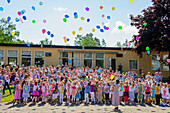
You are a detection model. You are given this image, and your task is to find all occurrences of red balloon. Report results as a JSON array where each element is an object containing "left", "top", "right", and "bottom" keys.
[
  {"left": 18, "top": 11, "right": 21, "bottom": 16},
  {"left": 63, "top": 37, "right": 66, "bottom": 39},
  {"left": 42, "top": 29, "right": 46, "bottom": 34}
]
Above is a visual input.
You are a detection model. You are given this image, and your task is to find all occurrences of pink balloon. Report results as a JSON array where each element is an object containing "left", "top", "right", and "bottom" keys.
[
  {"left": 102, "top": 14, "right": 105, "bottom": 18},
  {"left": 42, "top": 29, "right": 46, "bottom": 34},
  {"left": 43, "top": 19, "right": 46, "bottom": 23},
  {"left": 127, "top": 42, "right": 130, "bottom": 46},
  {"left": 136, "top": 36, "right": 139, "bottom": 40},
  {"left": 18, "top": 11, "right": 21, "bottom": 16},
  {"left": 167, "top": 59, "right": 170, "bottom": 63},
  {"left": 106, "top": 27, "right": 109, "bottom": 30},
  {"left": 20, "top": 18, "right": 23, "bottom": 23}
]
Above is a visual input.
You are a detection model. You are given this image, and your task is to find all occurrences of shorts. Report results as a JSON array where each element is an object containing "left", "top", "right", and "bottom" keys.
[
  {"left": 105, "top": 93, "right": 109, "bottom": 100},
  {"left": 137, "top": 93, "right": 143, "bottom": 100},
  {"left": 151, "top": 92, "right": 155, "bottom": 97},
  {"left": 145, "top": 94, "right": 150, "bottom": 100},
  {"left": 52, "top": 93, "right": 59, "bottom": 99}
]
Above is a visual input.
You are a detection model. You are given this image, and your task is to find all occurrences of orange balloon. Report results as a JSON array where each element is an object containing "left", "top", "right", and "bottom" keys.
[{"left": 100, "top": 6, "right": 103, "bottom": 9}]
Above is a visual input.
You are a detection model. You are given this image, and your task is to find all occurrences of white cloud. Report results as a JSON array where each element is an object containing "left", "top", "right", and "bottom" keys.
[{"left": 54, "top": 7, "right": 68, "bottom": 11}]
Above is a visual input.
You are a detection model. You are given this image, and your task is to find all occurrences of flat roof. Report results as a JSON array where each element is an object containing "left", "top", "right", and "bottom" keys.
[{"left": 0, "top": 43, "right": 132, "bottom": 51}]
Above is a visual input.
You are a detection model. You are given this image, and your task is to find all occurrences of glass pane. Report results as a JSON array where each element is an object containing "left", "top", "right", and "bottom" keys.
[
  {"left": 72, "top": 52, "right": 80, "bottom": 58},
  {"left": 84, "top": 53, "right": 92, "bottom": 59},
  {"left": 130, "top": 60, "right": 138, "bottom": 70},
  {"left": 96, "top": 60, "right": 104, "bottom": 68},
  {"left": 35, "top": 58, "right": 44, "bottom": 66},
  {"left": 0, "top": 50, "right": 4, "bottom": 57},
  {"left": 22, "top": 51, "right": 31, "bottom": 57},
  {"left": 22, "top": 58, "right": 31, "bottom": 66},
  {"left": 72, "top": 59, "right": 80, "bottom": 67},
  {"left": 60, "top": 52, "right": 68, "bottom": 58},
  {"left": 8, "top": 57, "right": 17, "bottom": 67},
  {"left": 152, "top": 55, "right": 160, "bottom": 71},
  {"left": 0, "top": 57, "right": 4, "bottom": 65},
  {"left": 152, "top": 55, "right": 160, "bottom": 60},
  {"left": 59, "top": 58, "right": 62, "bottom": 66},
  {"left": 8, "top": 50, "right": 18, "bottom": 57},
  {"left": 35, "top": 51, "right": 44, "bottom": 57},
  {"left": 163, "top": 55, "right": 169, "bottom": 71},
  {"left": 96, "top": 53, "right": 104, "bottom": 59},
  {"left": 84, "top": 59, "right": 92, "bottom": 67}
]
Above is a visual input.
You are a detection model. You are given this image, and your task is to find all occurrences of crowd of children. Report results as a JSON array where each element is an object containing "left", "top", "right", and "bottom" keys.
[{"left": 0, "top": 64, "right": 169, "bottom": 108}]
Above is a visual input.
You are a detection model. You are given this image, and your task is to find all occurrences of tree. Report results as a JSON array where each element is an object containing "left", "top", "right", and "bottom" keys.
[
  {"left": 101, "top": 39, "right": 106, "bottom": 47},
  {"left": 0, "top": 18, "right": 25, "bottom": 44},
  {"left": 39, "top": 38, "right": 52, "bottom": 45},
  {"left": 74, "top": 33, "right": 106, "bottom": 47},
  {"left": 115, "top": 39, "right": 134, "bottom": 48},
  {"left": 130, "top": 0, "right": 170, "bottom": 70}
]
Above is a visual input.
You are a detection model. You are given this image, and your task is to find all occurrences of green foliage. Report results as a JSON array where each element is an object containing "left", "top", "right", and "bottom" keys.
[
  {"left": 0, "top": 18, "right": 25, "bottom": 44},
  {"left": 39, "top": 38, "right": 52, "bottom": 45},
  {"left": 74, "top": 33, "right": 106, "bottom": 47}
]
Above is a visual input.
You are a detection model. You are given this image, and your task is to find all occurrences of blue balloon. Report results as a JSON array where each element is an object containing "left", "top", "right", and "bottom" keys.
[
  {"left": 100, "top": 29, "right": 104, "bottom": 33},
  {"left": 22, "top": 9, "right": 26, "bottom": 13},
  {"left": 68, "top": 59, "right": 72, "bottom": 63},
  {"left": 87, "top": 18, "right": 90, "bottom": 22},
  {"left": 96, "top": 25, "right": 100, "bottom": 29},
  {"left": 15, "top": 18, "right": 20, "bottom": 22},
  {"left": 7, "top": 0, "right": 10, "bottom": 3},
  {"left": 22, "top": 16, "right": 27, "bottom": 20},
  {"left": 51, "top": 34, "right": 54, "bottom": 38},
  {"left": 27, "top": 43, "right": 30, "bottom": 47},
  {"left": 65, "top": 14, "right": 69, "bottom": 18},
  {"left": 74, "top": 14, "right": 78, "bottom": 18},
  {"left": 0, "top": 7, "right": 4, "bottom": 11},
  {"left": 147, "top": 50, "right": 150, "bottom": 55},
  {"left": 47, "top": 31, "right": 51, "bottom": 35},
  {"left": 32, "top": 6, "right": 35, "bottom": 10},
  {"left": 67, "top": 38, "right": 69, "bottom": 41},
  {"left": 7, "top": 16, "right": 11, "bottom": 22},
  {"left": 98, "top": 69, "right": 101, "bottom": 73},
  {"left": 74, "top": 12, "right": 77, "bottom": 15},
  {"left": 20, "top": 11, "right": 24, "bottom": 15},
  {"left": 103, "top": 26, "right": 106, "bottom": 30},
  {"left": 107, "top": 16, "right": 111, "bottom": 19}
]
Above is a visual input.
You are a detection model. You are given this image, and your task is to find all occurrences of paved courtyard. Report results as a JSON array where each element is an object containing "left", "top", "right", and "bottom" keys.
[{"left": 0, "top": 102, "right": 169, "bottom": 113}]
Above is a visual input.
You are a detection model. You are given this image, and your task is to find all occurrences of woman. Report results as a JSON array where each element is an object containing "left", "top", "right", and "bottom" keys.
[{"left": 112, "top": 79, "right": 120, "bottom": 109}]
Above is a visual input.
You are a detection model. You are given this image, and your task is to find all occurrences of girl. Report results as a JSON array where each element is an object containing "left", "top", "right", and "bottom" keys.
[
  {"left": 145, "top": 82, "right": 150, "bottom": 104},
  {"left": 90, "top": 82, "right": 95, "bottom": 103},
  {"left": 22, "top": 81, "right": 30, "bottom": 105},
  {"left": 162, "top": 83, "right": 168, "bottom": 105},
  {"left": 119, "top": 82, "right": 124, "bottom": 103},
  {"left": 151, "top": 81, "right": 156, "bottom": 103},
  {"left": 59, "top": 81, "right": 64, "bottom": 104},
  {"left": 13, "top": 80, "right": 21, "bottom": 105},
  {"left": 66, "top": 82, "right": 71, "bottom": 103},
  {"left": 123, "top": 82, "right": 129, "bottom": 104},
  {"left": 42, "top": 83, "right": 48, "bottom": 103},
  {"left": 71, "top": 81, "right": 77, "bottom": 104},
  {"left": 105, "top": 82, "right": 110, "bottom": 104},
  {"left": 75, "top": 83, "right": 81, "bottom": 104},
  {"left": 137, "top": 82, "right": 143, "bottom": 103},
  {"left": 129, "top": 83, "right": 135, "bottom": 104},
  {"left": 0, "top": 80, "right": 3, "bottom": 106},
  {"left": 32, "top": 82, "right": 39, "bottom": 103},
  {"left": 84, "top": 82, "right": 90, "bottom": 104}
]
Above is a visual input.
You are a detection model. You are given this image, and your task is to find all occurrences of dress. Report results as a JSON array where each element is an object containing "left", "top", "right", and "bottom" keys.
[
  {"left": 22, "top": 85, "right": 30, "bottom": 98},
  {"left": 41, "top": 86, "right": 47, "bottom": 96},
  {"left": 14, "top": 84, "right": 21, "bottom": 100},
  {"left": 123, "top": 85, "right": 129, "bottom": 101},
  {"left": 112, "top": 84, "right": 120, "bottom": 106},
  {"left": 129, "top": 86, "right": 135, "bottom": 100},
  {"left": 71, "top": 85, "right": 77, "bottom": 96},
  {"left": 162, "top": 87, "right": 168, "bottom": 99},
  {"left": 75, "top": 87, "right": 81, "bottom": 99},
  {"left": 32, "top": 85, "right": 39, "bottom": 96},
  {"left": 151, "top": 85, "right": 156, "bottom": 97},
  {"left": 66, "top": 85, "right": 71, "bottom": 96},
  {"left": 137, "top": 86, "right": 143, "bottom": 100}
]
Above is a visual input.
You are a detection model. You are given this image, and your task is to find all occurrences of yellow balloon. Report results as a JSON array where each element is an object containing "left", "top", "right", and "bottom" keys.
[
  {"left": 81, "top": 17, "right": 84, "bottom": 20},
  {"left": 72, "top": 31, "right": 76, "bottom": 35},
  {"left": 74, "top": 17, "right": 77, "bottom": 19},
  {"left": 64, "top": 39, "right": 67, "bottom": 43},
  {"left": 129, "top": 0, "right": 133, "bottom": 3},
  {"left": 112, "top": 7, "right": 115, "bottom": 11},
  {"left": 92, "top": 28, "right": 95, "bottom": 32},
  {"left": 11, "top": 32, "right": 15, "bottom": 36},
  {"left": 79, "top": 27, "right": 82, "bottom": 31},
  {"left": 110, "top": 75, "right": 114, "bottom": 80}
]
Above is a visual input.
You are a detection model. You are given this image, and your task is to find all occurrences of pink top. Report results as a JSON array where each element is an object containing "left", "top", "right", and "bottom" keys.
[{"left": 145, "top": 85, "right": 150, "bottom": 92}]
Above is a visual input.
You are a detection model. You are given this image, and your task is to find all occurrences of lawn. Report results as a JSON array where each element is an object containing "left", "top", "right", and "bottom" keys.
[{"left": 1, "top": 85, "right": 14, "bottom": 102}]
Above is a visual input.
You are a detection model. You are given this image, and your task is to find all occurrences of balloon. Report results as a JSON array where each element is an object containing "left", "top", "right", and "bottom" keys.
[
  {"left": 146, "top": 46, "right": 149, "bottom": 51},
  {"left": 103, "top": 26, "right": 106, "bottom": 30},
  {"left": 20, "top": 10, "right": 24, "bottom": 15},
  {"left": 39, "top": 2, "right": 43, "bottom": 6},
  {"left": 0, "top": 7, "right": 4, "bottom": 11},
  {"left": 22, "top": 9, "right": 26, "bottom": 13},
  {"left": 51, "top": 34, "right": 54, "bottom": 38},
  {"left": 43, "top": 19, "right": 46, "bottom": 23},
  {"left": 7, "top": 16, "right": 11, "bottom": 22},
  {"left": 32, "top": 6, "right": 35, "bottom": 10},
  {"left": 27, "top": 43, "right": 30, "bottom": 47},
  {"left": 67, "top": 38, "right": 69, "bottom": 41},
  {"left": 63, "top": 37, "right": 66, "bottom": 40},
  {"left": 87, "top": 18, "right": 90, "bottom": 22},
  {"left": 106, "top": 27, "right": 109, "bottom": 30},
  {"left": 129, "top": 0, "right": 133, "bottom": 3},
  {"left": 32, "top": 19, "right": 35, "bottom": 23},
  {"left": 63, "top": 18, "right": 67, "bottom": 22},
  {"left": 112, "top": 7, "right": 115, "bottom": 10},
  {"left": 65, "top": 14, "right": 69, "bottom": 18},
  {"left": 110, "top": 75, "right": 114, "bottom": 80},
  {"left": 74, "top": 12, "right": 77, "bottom": 15},
  {"left": 79, "top": 27, "right": 82, "bottom": 31},
  {"left": 96, "top": 25, "right": 100, "bottom": 29},
  {"left": 64, "top": 39, "right": 67, "bottom": 43},
  {"left": 47, "top": 31, "right": 51, "bottom": 35},
  {"left": 85, "top": 7, "right": 89, "bottom": 11},
  {"left": 98, "top": 69, "right": 101, "bottom": 73},
  {"left": 136, "top": 36, "right": 139, "bottom": 40},
  {"left": 17, "top": 11, "right": 21, "bottom": 16},
  {"left": 118, "top": 26, "right": 122, "bottom": 30},
  {"left": 74, "top": 14, "right": 78, "bottom": 18},
  {"left": 102, "top": 22, "right": 105, "bottom": 26},
  {"left": 81, "top": 17, "right": 85, "bottom": 20},
  {"left": 100, "top": 6, "right": 103, "bottom": 9},
  {"left": 11, "top": 32, "right": 15, "bottom": 36},
  {"left": 147, "top": 50, "right": 150, "bottom": 55},
  {"left": 20, "top": 18, "right": 23, "bottom": 23},
  {"left": 22, "top": 16, "right": 27, "bottom": 20},
  {"left": 144, "top": 22, "right": 147, "bottom": 26},
  {"left": 107, "top": 16, "right": 111, "bottom": 19},
  {"left": 167, "top": 59, "right": 170, "bottom": 63},
  {"left": 7, "top": 0, "right": 10, "bottom": 3},
  {"left": 92, "top": 28, "right": 95, "bottom": 32},
  {"left": 42, "top": 29, "right": 46, "bottom": 34},
  {"left": 127, "top": 42, "right": 130, "bottom": 46},
  {"left": 68, "top": 59, "right": 72, "bottom": 63},
  {"left": 100, "top": 29, "right": 104, "bottom": 33},
  {"left": 72, "top": 31, "right": 76, "bottom": 35},
  {"left": 15, "top": 18, "right": 20, "bottom": 22},
  {"left": 102, "top": 14, "right": 105, "bottom": 18}
]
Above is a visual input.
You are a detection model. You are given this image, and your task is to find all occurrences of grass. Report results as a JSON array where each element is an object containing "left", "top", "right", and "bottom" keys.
[{"left": 1, "top": 85, "right": 14, "bottom": 102}]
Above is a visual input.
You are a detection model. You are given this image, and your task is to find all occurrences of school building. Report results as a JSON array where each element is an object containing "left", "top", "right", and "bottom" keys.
[{"left": 0, "top": 43, "right": 169, "bottom": 78}]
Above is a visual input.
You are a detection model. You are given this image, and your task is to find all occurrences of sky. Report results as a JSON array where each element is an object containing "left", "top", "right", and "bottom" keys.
[{"left": 0, "top": 0, "right": 153, "bottom": 47}]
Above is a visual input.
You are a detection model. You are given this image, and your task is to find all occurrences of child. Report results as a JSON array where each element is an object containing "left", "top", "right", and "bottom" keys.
[
  {"left": 13, "top": 80, "right": 21, "bottom": 105},
  {"left": 84, "top": 82, "right": 90, "bottom": 104},
  {"left": 119, "top": 82, "right": 124, "bottom": 103},
  {"left": 97, "top": 82, "right": 103, "bottom": 104},
  {"left": 137, "top": 82, "right": 143, "bottom": 103},
  {"left": 144, "top": 82, "right": 150, "bottom": 104},
  {"left": 155, "top": 83, "right": 160, "bottom": 105},
  {"left": 75, "top": 83, "right": 81, "bottom": 104},
  {"left": 32, "top": 82, "right": 39, "bottom": 103},
  {"left": 129, "top": 83, "right": 135, "bottom": 104},
  {"left": 90, "top": 82, "right": 95, "bottom": 103},
  {"left": 59, "top": 82, "right": 64, "bottom": 104},
  {"left": 42, "top": 83, "right": 48, "bottom": 103},
  {"left": 66, "top": 82, "right": 71, "bottom": 103},
  {"left": 22, "top": 81, "right": 30, "bottom": 105},
  {"left": 105, "top": 82, "right": 110, "bottom": 104},
  {"left": 123, "top": 82, "right": 129, "bottom": 104},
  {"left": 151, "top": 81, "right": 156, "bottom": 103},
  {"left": 162, "top": 83, "right": 168, "bottom": 105},
  {"left": 0, "top": 80, "right": 3, "bottom": 106},
  {"left": 71, "top": 81, "right": 77, "bottom": 104}
]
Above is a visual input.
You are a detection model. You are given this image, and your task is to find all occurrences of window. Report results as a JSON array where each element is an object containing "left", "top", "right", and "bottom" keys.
[
  {"left": 129, "top": 60, "right": 138, "bottom": 70},
  {"left": 0, "top": 50, "right": 4, "bottom": 66},
  {"left": 59, "top": 52, "right": 68, "bottom": 66},
  {"left": 163, "top": 55, "right": 169, "bottom": 71},
  {"left": 152, "top": 55, "right": 160, "bottom": 71},
  {"left": 35, "top": 51, "right": 44, "bottom": 66},
  {"left": 8, "top": 50, "right": 18, "bottom": 67},
  {"left": 21, "top": 51, "right": 31, "bottom": 66},
  {"left": 72, "top": 52, "right": 80, "bottom": 67},
  {"left": 96, "top": 53, "right": 104, "bottom": 68},
  {"left": 84, "top": 53, "right": 93, "bottom": 67}
]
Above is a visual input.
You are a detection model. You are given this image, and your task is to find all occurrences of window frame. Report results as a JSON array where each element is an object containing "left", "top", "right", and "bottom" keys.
[
  {"left": 21, "top": 50, "right": 32, "bottom": 66},
  {"left": 34, "top": 51, "right": 45, "bottom": 66},
  {"left": 95, "top": 53, "right": 104, "bottom": 68},
  {"left": 7, "top": 50, "right": 18, "bottom": 66},
  {"left": 129, "top": 60, "right": 138, "bottom": 70},
  {"left": 72, "top": 52, "right": 81, "bottom": 67},
  {"left": 59, "top": 52, "right": 69, "bottom": 66},
  {"left": 152, "top": 54, "right": 161, "bottom": 71},
  {"left": 0, "top": 49, "right": 4, "bottom": 66},
  {"left": 83, "top": 52, "right": 93, "bottom": 67}
]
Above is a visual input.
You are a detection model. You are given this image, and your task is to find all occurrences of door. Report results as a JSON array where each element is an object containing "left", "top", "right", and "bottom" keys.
[{"left": 109, "top": 58, "right": 116, "bottom": 71}]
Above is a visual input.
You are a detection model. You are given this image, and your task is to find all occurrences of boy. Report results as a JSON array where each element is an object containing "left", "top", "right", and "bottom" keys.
[{"left": 84, "top": 82, "right": 90, "bottom": 104}]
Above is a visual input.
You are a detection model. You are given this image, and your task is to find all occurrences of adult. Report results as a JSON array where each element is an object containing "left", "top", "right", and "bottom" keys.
[
  {"left": 118, "top": 63, "right": 123, "bottom": 74},
  {"left": 112, "top": 79, "right": 120, "bottom": 109},
  {"left": 153, "top": 72, "right": 161, "bottom": 83},
  {"left": 145, "top": 72, "right": 151, "bottom": 79}
]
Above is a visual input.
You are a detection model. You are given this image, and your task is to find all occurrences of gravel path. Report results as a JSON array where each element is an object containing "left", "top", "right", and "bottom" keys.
[{"left": 0, "top": 102, "right": 169, "bottom": 113}]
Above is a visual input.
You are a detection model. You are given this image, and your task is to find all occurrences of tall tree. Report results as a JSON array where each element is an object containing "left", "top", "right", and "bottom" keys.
[
  {"left": 130, "top": 0, "right": 170, "bottom": 69},
  {"left": 101, "top": 39, "right": 106, "bottom": 47},
  {"left": 0, "top": 18, "right": 25, "bottom": 44},
  {"left": 39, "top": 38, "right": 52, "bottom": 45}
]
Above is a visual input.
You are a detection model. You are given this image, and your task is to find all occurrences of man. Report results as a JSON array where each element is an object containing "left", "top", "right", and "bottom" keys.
[
  {"left": 118, "top": 63, "right": 123, "bottom": 74},
  {"left": 145, "top": 72, "right": 151, "bottom": 79},
  {"left": 153, "top": 72, "right": 162, "bottom": 83}
]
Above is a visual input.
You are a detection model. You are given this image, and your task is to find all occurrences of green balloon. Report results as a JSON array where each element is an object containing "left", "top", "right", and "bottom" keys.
[
  {"left": 144, "top": 23, "right": 147, "bottom": 26},
  {"left": 63, "top": 18, "right": 67, "bottom": 22},
  {"left": 118, "top": 26, "right": 122, "bottom": 30},
  {"left": 146, "top": 46, "right": 149, "bottom": 51},
  {"left": 32, "top": 20, "right": 35, "bottom": 23}
]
